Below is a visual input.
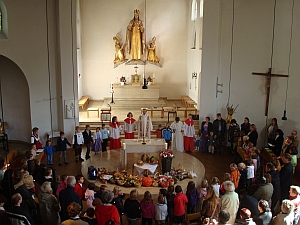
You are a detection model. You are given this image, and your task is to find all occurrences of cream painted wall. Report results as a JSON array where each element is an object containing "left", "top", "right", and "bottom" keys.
[
  {"left": 200, "top": 0, "right": 300, "bottom": 148},
  {"left": 81, "top": 0, "right": 189, "bottom": 100}
]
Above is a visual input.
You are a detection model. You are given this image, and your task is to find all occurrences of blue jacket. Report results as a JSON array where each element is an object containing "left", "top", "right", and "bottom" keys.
[
  {"left": 44, "top": 145, "right": 55, "bottom": 155},
  {"left": 162, "top": 127, "right": 173, "bottom": 141},
  {"left": 101, "top": 128, "right": 109, "bottom": 139}
]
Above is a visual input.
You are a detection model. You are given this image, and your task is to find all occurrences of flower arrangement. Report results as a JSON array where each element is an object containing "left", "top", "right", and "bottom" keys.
[
  {"left": 147, "top": 76, "right": 153, "bottom": 82},
  {"left": 120, "top": 76, "right": 126, "bottom": 83},
  {"left": 159, "top": 149, "right": 174, "bottom": 159}
]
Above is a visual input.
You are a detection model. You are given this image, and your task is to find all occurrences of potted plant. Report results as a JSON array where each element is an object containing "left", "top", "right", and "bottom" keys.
[
  {"left": 159, "top": 149, "right": 174, "bottom": 174},
  {"left": 120, "top": 76, "right": 126, "bottom": 86},
  {"left": 147, "top": 76, "right": 153, "bottom": 86}
]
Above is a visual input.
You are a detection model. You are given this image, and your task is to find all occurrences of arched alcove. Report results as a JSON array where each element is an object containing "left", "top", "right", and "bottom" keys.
[
  {"left": 0, "top": 55, "right": 31, "bottom": 142},
  {"left": 0, "top": 0, "right": 8, "bottom": 38}
]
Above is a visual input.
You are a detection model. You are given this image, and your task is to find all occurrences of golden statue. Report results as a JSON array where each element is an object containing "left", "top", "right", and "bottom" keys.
[
  {"left": 147, "top": 36, "right": 160, "bottom": 63},
  {"left": 113, "top": 33, "right": 125, "bottom": 64},
  {"left": 126, "top": 9, "right": 144, "bottom": 60}
]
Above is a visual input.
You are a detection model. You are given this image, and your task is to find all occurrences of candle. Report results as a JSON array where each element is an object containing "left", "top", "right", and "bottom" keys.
[
  {"left": 153, "top": 73, "right": 155, "bottom": 79},
  {"left": 164, "top": 143, "right": 168, "bottom": 150},
  {"left": 123, "top": 143, "right": 126, "bottom": 150},
  {"left": 110, "top": 82, "right": 113, "bottom": 92},
  {"left": 143, "top": 73, "right": 145, "bottom": 79}
]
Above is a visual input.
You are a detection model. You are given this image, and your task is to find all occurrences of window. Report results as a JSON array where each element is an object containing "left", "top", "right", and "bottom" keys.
[
  {"left": 0, "top": 9, "right": 2, "bottom": 32},
  {"left": 0, "top": 0, "right": 7, "bottom": 38}
]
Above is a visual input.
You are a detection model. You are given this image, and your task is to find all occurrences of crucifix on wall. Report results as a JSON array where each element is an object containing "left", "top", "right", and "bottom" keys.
[{"left": 252, "top": 68, "right": 289, "bottom": 116}]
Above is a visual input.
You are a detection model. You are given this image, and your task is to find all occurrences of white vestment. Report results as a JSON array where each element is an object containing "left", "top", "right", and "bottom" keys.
[
  {"left": 137, "top": 114, "right": 153, "bottom": 139},
  {"left": 183, "top": 119, "right": 195, "bottom": 137},
  {"left": 171, "top": 121, "right": 184, "bottom": 152}
]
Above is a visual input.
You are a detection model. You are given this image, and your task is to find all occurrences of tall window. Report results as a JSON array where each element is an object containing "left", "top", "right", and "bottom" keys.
[{"left": 0, "top": 9, "right": 2, "bottom": 32}]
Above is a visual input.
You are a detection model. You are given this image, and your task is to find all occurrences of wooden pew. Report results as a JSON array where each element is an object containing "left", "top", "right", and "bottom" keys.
[
  {"left": 4, "top": 150, "right": 18, "bottom": 165},
  {"left": 237, "top": 147, "right": 250, "bottom": 162},
  {"left": 78, "top": 96, "right": 90, "bottom": 110}
]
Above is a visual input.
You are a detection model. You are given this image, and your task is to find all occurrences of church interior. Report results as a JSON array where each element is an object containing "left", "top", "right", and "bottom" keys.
[{"left": 0, "top": 0, "right": 300, "bottom": 224}]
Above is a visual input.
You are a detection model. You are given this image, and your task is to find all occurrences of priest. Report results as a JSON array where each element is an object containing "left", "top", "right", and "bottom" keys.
[
  {"left": 124, "top": 112, "right": 136, "bottom": 139},
  {"left": 183, "top": 114, "right": 195, "bottom": 152},
  {"left": 137, "top": 108, "right": 153, "bottom": 139},
  {"left": 109, "top": 116, "right": 123, "bottom": 149}
]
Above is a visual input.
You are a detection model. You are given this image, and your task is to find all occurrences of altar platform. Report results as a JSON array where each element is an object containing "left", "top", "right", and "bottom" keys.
[
  {"left": 81, "top": 149, "right": 205, "bottom": 195},
  {"left": 113, "top": 84, "right": 161, "bottom": 100}
]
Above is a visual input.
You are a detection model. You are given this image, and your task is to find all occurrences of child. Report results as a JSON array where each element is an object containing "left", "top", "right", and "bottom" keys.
[
  {"left": 155, "top": 124, "right": 163, "bottom": 138},
  {"left": 85, "top": 182, "right": 96, "bottom": 208},
  {"left": 44, "top": 140, "right": 55, "bottom": 165},
  {"left": 124, "top": 189, "right": 141, "bottom": 225},
  {"left": 186, "top": 181, "right": 199, "bottom": 214},
  {"left": 93, "top": 127, "right": 102, "bottom": 155},
  {"left": 238, "top": 163, "right": 247, "bottom": 191},
  {"left": 159, "top": 188, "right": 168, "bottom": 205},
  {"left": 56, "top": 131, "right": 72, "bottom": 166},
  {"left": 220, "top": 173, "right": 231, "bottom": 195},
  {"left": 74, "top": 174, "right": 85, "bottom": 200},
  {"left": 81, "top": 207, "right": 97, "bottom": 225},
  {"left": 207, "top": 131, "right": 215, "bottom": 154},
  {"left": 94, "top": 185, "right": 108, "bottom": 203},
  {"left": 112, "top": 186, "right": 125, "bottom": 224},
  {"left": 194, "top": 131, "right": 201, "bottom": 151},
  {"left": 31, "top": 144, "right": 37, "bottom": 158},
  {"left": 140, "top": 191, "right": 155, "bottom": 225},
  {"left": 155, "top": 195, "right": 168, "bottom": 225},
  {"left": 167, "top": 185, "right": 175, "bottom": 223},
  {"left": 162, "top": 123, "right": 173, "bottom": 149},
  {"left": 245, "top": 159, "right": 255, "bottom": 186},
  {"left": 198, "top": 179, "right": 208, "bottom": 211},
  {"left": 72, "top": 126, "right": 84, "bottom": 163},
  {"left": 56, "top": 174, "right": 67, "bottom": 196},
  {"left": 230, "top": 163, "right": 240, "bottom": 189},
  {"left": 101, "top": 124, "right": 109, "bottom": 152},
  {"left": 251, "top": 152, "right": 258, "bottom": 175},
  {"left": 211, "top": 177, "right": 220, "bottom": 196},
  {"left": 173, "top": 185, "right": 188, "bottom": 224}
]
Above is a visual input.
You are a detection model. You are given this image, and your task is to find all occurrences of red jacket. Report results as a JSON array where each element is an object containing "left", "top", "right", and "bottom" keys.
[
  {"left": 95, "top": 204, "right": 120, "bottom": 225},
  {"left": 174, "top": 193, "right": 188, "bottom": 216},
  {"left": 74, "top": 183, "right": 85, "bottom": 200}
]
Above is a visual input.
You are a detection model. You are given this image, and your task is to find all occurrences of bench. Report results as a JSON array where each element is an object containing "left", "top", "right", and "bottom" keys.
[
  {"left": 4, "top": 150, "right": 18, "bottom": 165},
  {"left": 177, "top": 107, "right": 198, "bottom": 118},
  {"left": 78, "top": 96, "right": 90, "bottom": 110},
  {"left": 237, "top": 147, "right": 250, "bottom": 162},
  {"left": 181, "top": 95, "right": 196, "bottom": 108},
  {"left": 87, "top": 107, "right": 99, "bottom": 118}
]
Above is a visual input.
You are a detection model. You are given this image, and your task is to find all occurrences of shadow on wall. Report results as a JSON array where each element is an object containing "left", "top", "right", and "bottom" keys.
[{"left": 0, "top": 55, "right": 31, "bottom": 142}]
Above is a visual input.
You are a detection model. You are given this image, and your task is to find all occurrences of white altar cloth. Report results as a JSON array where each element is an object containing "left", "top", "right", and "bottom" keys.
[{"left": 134, "top": 163, "right": 158, "bottom": 174}]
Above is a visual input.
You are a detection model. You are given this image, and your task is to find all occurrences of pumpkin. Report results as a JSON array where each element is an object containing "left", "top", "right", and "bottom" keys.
[
  {"left": 142, "top": 177, "right": 153, "bottom": 187},
  {"left": 160, "top": 180, "right": 169, "bottom": 188}
]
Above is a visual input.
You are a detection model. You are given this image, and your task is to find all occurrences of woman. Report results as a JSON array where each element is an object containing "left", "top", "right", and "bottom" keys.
[
  {"left": 267, "top": 118, "right": 278, "bottom": 144},
  {"left": 109, "top": 116, "right": 122, "bottom": 150},
  {"left": 31, "top": 127, "right": 43, "bottom": 149},
  {"left": 220, "top": 181, "right": 239, "bottom": 225},
  {"left": 61, "top": 202, "right": 87, "bottom": 225},
  {"left": 241, "top": 117, "right": 251, "bottom": 135},
  {"left": 38, "top": 181, "right": 61, "bottom": 225},
  {"left": 273, "top": 199, "right": 295, "bottom": 225},
  {"left": 289, "top": 185, "right": 300, "bottom": 225},
  {"left": 248, "top": 124, "right": 258, "bottom": 147},
  {"left": 253, "top": 199, "right": 272, "bottom": 225},
  {"left": 95, "top": 190, "right": 119, "bottom": 225},
  {"left": 170, "top": 117, "right": 184, "bottom": 152},
  {"left": 282, "top": 135, "right": 294, "bottom": 155},
  {"left": 201, "top": 186, "right": 220, "bottom": 221},
  {"left": 124, "top": 112, "right": 136, "bottom": 139},
  {"left": 269, "top": 129, "right": 284, "bottom": 157},
  {"left": 200, "top": 117, "right": 213, "bottom": 153}
]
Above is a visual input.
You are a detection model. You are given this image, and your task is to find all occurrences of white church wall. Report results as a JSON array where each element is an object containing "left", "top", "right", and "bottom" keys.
[
  {"left": 201, "top": 0, "right": 300, "bottom": 148},
  {"left": 80, "top": 0, "right": 189, "bottom": 100}
]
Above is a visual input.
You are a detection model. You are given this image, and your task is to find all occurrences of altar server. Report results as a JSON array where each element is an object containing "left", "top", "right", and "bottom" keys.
[
  {"left": 183, "top": 114, "right": 195, "bottom": 152},
  {"left": 171, "top": 117, "right": 184, "bottom": 152},
  {"left": 137, "top": 108, "right": 153, "bottom": 139},
  {"left": 124, "top": 112, "right": 136, "bottom": 139},
  {"left": 109, "top": 116, "right": 123, "bottom": 149}
]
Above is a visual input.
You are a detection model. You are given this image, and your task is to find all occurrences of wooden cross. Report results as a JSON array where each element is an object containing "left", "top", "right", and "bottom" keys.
[{"left": 252, "top": 68, "right": 289, "bottom": 116}]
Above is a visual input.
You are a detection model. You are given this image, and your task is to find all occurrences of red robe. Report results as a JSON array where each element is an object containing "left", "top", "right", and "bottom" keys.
[
  {"left": 183, "top": 119, "right": 195, "bottom": 152},
  {"left": 109, "top": 122, "right": 122, "bottom": 149}
]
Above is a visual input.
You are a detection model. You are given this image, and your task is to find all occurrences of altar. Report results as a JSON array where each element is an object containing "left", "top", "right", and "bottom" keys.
[
  {"left": 122, "top": 138, "right": 165, "bottom": 168},
  {"left": 114, "top": 84, "right": 160, "bottom": 100}
]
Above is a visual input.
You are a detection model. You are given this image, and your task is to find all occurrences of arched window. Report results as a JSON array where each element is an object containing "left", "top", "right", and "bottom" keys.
[{"left": 0, "top": 0, "right": 8, "bottom": 38}]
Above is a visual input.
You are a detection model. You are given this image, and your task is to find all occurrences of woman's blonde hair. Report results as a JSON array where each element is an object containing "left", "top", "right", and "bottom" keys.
[
  {"left": 224, "top": 173, "right": 231, "bottom": 181},
  {"left": 211, "top": 177, "right": 220, "bottom": 185},
  {"left": 40, "top": 181, "right": 53, "bottom": 194},
  {"left": 130, "top": 189, "right": 138, "bottom": 199},
  {"left": 238, "top": 163, "right": 246, "bottom": 170},
  {"left": 200, "top": 179, "right": 208, "bottom": 188},
  {"left": 113, "top": 186, "right": 121, "bottom": 195}
]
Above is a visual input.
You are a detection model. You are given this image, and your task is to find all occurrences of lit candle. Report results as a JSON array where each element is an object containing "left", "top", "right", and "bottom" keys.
[
  {"left": 164, "top": 143, "right": 168, "bottom": 150},
  {"left": 123, "top": 143, "right": 126, "bottom": 150}
]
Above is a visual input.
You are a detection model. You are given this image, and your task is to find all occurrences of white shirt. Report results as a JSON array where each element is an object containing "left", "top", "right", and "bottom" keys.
[
  {"left": 93, "top": 131, "right": 102, "bottom": 141},
  {"left": 247, "top": 165, "right": 255, "bottom": 179},
  {"left": 155, "top": 203, "right": 168, "bottom": 220},
  {"left": 30, "top": 135, "right": 40, "bottom": 144},
  {"left": 109, "top": 123, "right": 122, "bottom": 139},
  {"left": 183, "top": 120, "right": 195, "bottom": 137},
  {"left": 72, "top": 132, "right": 84, "bottom": 145},
  {"left": 212, "top": 184, "right": 220, "bottom": 196}
]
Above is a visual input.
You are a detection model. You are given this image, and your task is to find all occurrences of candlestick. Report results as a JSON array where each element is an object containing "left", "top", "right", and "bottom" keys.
[
  {"left": 143, "top": 73, "right": 145, "bottom": 79},
  {"left": 164, "top": 143, "right": 168, "bottom": 150},
  {"left": 122, "top": 143, "right": 126, "bottom": 150}
]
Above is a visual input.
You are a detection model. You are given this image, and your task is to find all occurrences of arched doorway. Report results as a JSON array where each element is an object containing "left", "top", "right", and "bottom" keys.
[{"left": 0, "top": 55, "right": 31, "bottom": 142}]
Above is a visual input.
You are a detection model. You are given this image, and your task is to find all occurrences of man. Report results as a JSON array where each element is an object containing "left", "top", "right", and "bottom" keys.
[
  {"left": 280, "top": 153, "right": 293, "bottom": 201},
  {"left": 83, "top": 125, "right": 93, "bottom": 160},
  {"left": 213, "top": 113, "right": 227, "bottom": 154},
  {"left": 252, "top": 175, "right": 274, "bottom": 207},
  {"left": 265, "top": 162, "right": 281, "bottom": 213},
  {"left": 72, "top": 126, "right": 84, "bottom": 163},
  {"left": 291, "top": 130, "right": 299, "bottom": 149},
  {"left": 8, "top": 193, "right": 36, "bottom": 225},
  {"left": 137, "top": 108, "right": 153, "bottom": 139},
  {"left": 239, "top": 189, "right": 260, "bottom": 217},
  {"left": 183, "top": 114, "right": 195, "bottom": 152},
  {"left": 59, "top": 176, "right": 81, "bottom": 222}
]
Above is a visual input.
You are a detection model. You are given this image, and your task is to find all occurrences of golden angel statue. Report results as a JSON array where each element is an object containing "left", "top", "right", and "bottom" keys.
[
  {"left": 147, "top": 36, "right": 160, "bottom": 63},
  {"left": 126, "top": 9, "right": 145, "bottom": 60},
  {"left": 113, "top": 33, "right": 125, "bottom": 64}
]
